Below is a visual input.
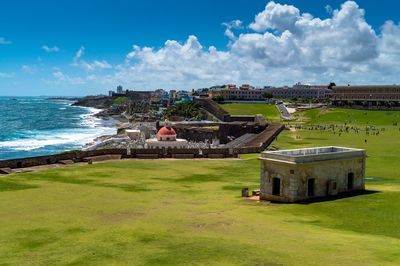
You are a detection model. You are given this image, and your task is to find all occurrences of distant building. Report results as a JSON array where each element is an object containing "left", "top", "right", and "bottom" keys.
[
  {"left": 117, "top": 85, "right": 124, "bottom": 94},
  {"left": 109, "top": 85, "right": 127, "bottom": 97},
  {"left": 266, "top": 83, "right": 332, "bottom": 99},
  {"left": 209, "top": 84, "right": 265, "bottom": 100},
  {"left": 259, "top": 147, "right": 367, "bottom": 203},
  {"left": 169, "top": 90, "right": 177, "bottom": 99},
  {"left": 332, "top": 85, "right": 400, "bottom": 106}
]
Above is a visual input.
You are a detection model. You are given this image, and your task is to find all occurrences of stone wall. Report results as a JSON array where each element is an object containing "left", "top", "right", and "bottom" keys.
[
  {"left": 157, "top": 121, "right": 270, "bottom": 144},
  {"left": 173, "top": 125, "right": 219, "bottom": 143},
  {"left": 244, "top": 124, "right": 284, "bottom": 150},
  {"left": 196, "top": 98, "right": 230, "bottom": 121},
  {"left": 0, "top": 147, "right": 239, "bottom": 169},
  {"left": 196, "top": 98, "right": 257, "bottom": 122},
  {"left": 218, "top": 122, "right": 267, "bottom": 144}
]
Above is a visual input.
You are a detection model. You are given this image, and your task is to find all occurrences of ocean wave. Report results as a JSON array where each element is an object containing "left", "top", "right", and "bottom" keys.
[
  {"left": 79, "top": 107, "right": 105, "bottom": 128},
  {"left": 0, "top": 127, "right": 115, "bottom": 152},
  {"left": 0, "top": 98, "right": 116, "bottom": 157}
]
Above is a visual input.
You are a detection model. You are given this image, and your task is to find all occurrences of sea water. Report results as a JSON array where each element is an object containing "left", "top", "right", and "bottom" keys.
[{"left": 0, "top": 97, "right": 116, "bottom": 160}]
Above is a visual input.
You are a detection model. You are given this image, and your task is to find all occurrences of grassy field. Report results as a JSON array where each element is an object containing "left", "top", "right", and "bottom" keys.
[
  {"left": 220, "top": 103, "right": 281, "bottom": 122},
  {"left": 1, "top": 107, "right": 400, "bottom": 265}
]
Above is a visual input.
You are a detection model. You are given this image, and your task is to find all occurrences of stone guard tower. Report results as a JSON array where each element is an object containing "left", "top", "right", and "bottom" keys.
[{"left": 259, "top": 147, "right": 367, "bottom": 203}]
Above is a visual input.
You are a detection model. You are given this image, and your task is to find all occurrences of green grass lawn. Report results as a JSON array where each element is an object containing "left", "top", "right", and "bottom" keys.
[
  {"left": 220, "top": 103, "right": 281, "bottom": 122},
  {"left": 1, "top": 108, "right": 400, "bottom": 265}
]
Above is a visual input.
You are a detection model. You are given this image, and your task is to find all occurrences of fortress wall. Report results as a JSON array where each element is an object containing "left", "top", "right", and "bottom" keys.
[{"left": 0, "top": 125, "right": 284, "bottom": 169}]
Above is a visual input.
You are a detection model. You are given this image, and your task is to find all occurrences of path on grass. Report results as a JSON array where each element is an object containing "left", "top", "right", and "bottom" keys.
[{"left": 276, "top": 102, "right": 292, "bottom": 120}]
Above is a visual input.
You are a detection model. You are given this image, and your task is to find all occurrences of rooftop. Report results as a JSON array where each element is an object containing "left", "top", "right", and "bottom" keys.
[
  {"left": 333, "top": 85, "right": 400, "bottom": 89},
  {"left": 260, "top": 146, "right": 367, "bottom": 164}
]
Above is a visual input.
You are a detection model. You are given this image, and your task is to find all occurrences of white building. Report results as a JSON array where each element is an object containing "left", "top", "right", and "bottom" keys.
[{"left": 146, "top": 124, "right": 188, "bottom": 148}]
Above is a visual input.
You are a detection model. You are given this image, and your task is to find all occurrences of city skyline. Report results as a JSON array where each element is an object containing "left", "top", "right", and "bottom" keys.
[{"left": 1, "top": 0, "right": 400, "bottom": 96}]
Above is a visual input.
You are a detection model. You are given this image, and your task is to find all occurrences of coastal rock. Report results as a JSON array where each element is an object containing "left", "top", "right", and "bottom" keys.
[{"left": 72, "top": 96, "right": 113, "bottom": 109}]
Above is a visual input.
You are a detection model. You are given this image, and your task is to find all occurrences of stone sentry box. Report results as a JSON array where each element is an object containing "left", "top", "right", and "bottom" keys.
[{"left": 259, "top": 147, "right": 367, "bottom": 203}]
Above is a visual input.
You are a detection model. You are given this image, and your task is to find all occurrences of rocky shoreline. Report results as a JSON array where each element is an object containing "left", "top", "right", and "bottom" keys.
[{"left": 49, "top": 96, "right": 135, "bottom": 151}]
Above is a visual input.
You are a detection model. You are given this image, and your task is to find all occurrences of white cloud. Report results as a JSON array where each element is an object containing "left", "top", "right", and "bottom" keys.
[
  {"left": 42, "top": 45, "right": 60, "bottom": 52},
  {"left": 72, "top": 46, "right": 112, "bottom": 71},
  {"left": 52, "top": 70, "right": 85, "bottom": 85},
  {"left": 21, "top": 65, "right": 37, "bottom": 74},
  {"left": 122, "top": 35, "right": 242, "bottom": 87},
  {"left": 236, "top": 1, "right": 378, "bottom": 67},
  {"left": 52, "top": 1, "right": 400, "bottom": 88},
  {"left": 222, "top": 20, "right": 243, "bottom": 40},
  {"left": 73, "top": 46, "right": 85, "bottom": 62},
  {"left": 0, "top": 37, "right": 12, "bottom": 45},
  {"left": 325, "top": 5, "right": 333, "bottom": 14},
  {"left": 77, "top": 60, "right": 112, "bottom": 72},
  {"left": 249, "top": 1, "right": 300, "bottom": 32}
]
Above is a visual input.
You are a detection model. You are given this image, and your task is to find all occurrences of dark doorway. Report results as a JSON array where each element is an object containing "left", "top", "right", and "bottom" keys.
[
  {"left": 348, "top": 173, "right": 354, "bottom": 190},
  {"left": 308, "top": 178, "right": 315, "bottom": 197},
  {"left": 272, "top": 177, "right": 280, "bottom": 196}
]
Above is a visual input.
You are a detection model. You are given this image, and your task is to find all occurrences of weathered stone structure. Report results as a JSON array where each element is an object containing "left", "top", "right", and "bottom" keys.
[{"left": 259, "top": 147, "right": 367, "bottom": 202}]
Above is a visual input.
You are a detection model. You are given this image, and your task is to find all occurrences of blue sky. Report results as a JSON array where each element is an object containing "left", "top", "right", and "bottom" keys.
[{"left": 1, "top": 0, "right": 400, "bottom": 96}]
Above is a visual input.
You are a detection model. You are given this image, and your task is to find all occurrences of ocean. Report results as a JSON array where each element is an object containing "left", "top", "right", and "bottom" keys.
[{"left": 0, "top": 97, "right": 116, "bottom": 160}]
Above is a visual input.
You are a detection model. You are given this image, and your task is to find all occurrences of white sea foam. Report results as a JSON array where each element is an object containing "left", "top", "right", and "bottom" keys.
[
  {"left": 0, "top": 105, "right": 116, "bottom": 152},
  {"left": 0, "top": 127, "right": 115, "bottom": 152},
  {"left": 79, "top": 107, "right": 106, "bottom": 128}
]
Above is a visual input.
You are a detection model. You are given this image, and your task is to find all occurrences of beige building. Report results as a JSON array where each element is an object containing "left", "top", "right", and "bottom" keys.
[
  {"left": 266, "top": 84, "right": 332, "bottom": 99},
  {"left": 209, "top": 84, "right": 265, "bottom": 100},
  {"left": 259, "top": 147, "right": 367, "bottom": 202},
  {"left": 332, "top": 85, "right": 400, "bottom": 106}
]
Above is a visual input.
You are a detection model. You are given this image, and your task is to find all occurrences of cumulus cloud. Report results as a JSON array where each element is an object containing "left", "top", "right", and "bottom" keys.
[
  {"left": 42, "top": 45, "right": 60, "bottom": 52},
  {"left": 112, "top": 1, "right": 395, "bottom": 88},
  {"left": 249, "top": 1, "right": 300, "bottom": 32},
  {"left": 0, "top": 37, "right": 12, "bottom": 45},
  {"left": 236, "top": 1, "right": 378, "bottom": 68},
  {"left": 123, "top": 35, "right": 244, "bottom": 87},
  {"left": 53, "top": 1, "right": 400, "bottom": 88}
]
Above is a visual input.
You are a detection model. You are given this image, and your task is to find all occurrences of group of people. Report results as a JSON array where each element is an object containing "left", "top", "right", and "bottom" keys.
[{"left": 286, "top": 121, "right": 394, "bottom": 144}]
